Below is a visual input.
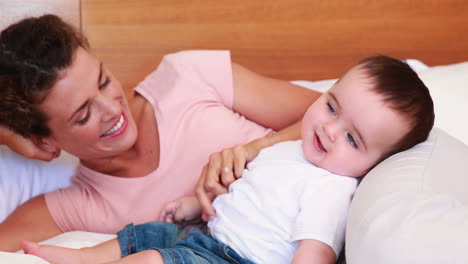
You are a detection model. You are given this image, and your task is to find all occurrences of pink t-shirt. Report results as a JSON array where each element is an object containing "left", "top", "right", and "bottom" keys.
[{"left": 45, "top": 50, "right": 272, "bottom": 233}]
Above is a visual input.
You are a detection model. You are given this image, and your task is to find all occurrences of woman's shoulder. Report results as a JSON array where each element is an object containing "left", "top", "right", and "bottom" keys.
[
  {"left": 162, "top": 50, "right": 230, "bottom": 64},
  {"left": 136, "top": 50, "right": 230, "bottom": 87},
  {"left": 135, "top": 49, "right": 233, "bottom": 100}
]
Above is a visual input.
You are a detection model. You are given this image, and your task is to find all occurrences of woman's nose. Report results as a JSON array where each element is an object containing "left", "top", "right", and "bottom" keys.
[{"left": 97, "top": 95, "right": 121, "bottom": 121}]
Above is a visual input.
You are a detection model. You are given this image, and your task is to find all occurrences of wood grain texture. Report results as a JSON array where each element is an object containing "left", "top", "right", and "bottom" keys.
[
  {"left": 8, "top": 0, "right": 468, "bottom": 98},
  {"left": 0, "top": 0, "right": 80, "bottom": 31}
]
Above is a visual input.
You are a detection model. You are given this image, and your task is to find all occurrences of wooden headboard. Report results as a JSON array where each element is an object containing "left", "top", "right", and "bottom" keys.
[{"left": 2, "top": 0, "right": 468, "bottom": 98}]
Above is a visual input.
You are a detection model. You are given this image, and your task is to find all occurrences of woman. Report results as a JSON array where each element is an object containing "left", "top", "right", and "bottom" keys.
[{"left": 0, "top": 15, "right": 320, "bottom": 251}]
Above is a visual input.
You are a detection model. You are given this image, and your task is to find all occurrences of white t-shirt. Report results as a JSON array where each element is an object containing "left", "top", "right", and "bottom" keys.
[{"left": 208, "top": 140, "right": 358, "bottom": 264}]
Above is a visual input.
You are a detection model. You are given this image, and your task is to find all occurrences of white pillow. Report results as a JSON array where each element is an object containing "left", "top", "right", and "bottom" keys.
[
  {"left": 418, "top": 61, "right": 468, "bottom": 145},
  {"left": 346, "top": 128, "right": 468, "bottom": 264},
  {"left": 346, "top": 60, "right": 468, "bottom": 263},
  {"left": 0, "top": 147, "right": 78, "bottom": 222},
  {"left": 295, "top": 60, "right": 468, "bottom": 263}
]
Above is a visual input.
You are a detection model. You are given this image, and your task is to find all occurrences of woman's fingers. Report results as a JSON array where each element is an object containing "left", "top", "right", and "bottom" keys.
[
  {"left": 196, "top": 165, "right": 217, "bottom": 220},
  {"left": 220, "top": 149, "right": 236, "bottom": 187},
  {"left": 232, "top": 145, "right": 248, "bottom": 178},
  {"left": 15, "top": 141, "right": 57, "bottom": 161},
  {"left": 196, "top": 143, "right": 259, "bottom": 221},
  {"left": 206, "top": 153, "right": 229, "bottom": 195},
  {"left": 0, "top": 126, "right": 56, "bottom": 161}
]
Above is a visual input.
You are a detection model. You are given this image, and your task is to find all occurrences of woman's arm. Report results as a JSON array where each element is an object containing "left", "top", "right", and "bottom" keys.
[
  {"left": 231, "top": 62, "right": 321, "bottom": 130},
  {"left": 196, "top": 63, "right": 322, "bottom": 220},
  {"left": 292, "top": 239, "right": 336, "bottom": 264},
  {"left": 0, "top": 195, "right": 63, "bottom": 252}
]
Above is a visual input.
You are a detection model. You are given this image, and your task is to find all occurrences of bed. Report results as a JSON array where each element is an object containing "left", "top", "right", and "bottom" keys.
[{"left": 1, "top": 0, "right": 468, "bottom": 263}]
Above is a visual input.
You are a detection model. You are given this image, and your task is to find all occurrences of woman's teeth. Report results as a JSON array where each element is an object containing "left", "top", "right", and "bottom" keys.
[{"left": 102, "top": 115, "right": 124, "bottom": 137}]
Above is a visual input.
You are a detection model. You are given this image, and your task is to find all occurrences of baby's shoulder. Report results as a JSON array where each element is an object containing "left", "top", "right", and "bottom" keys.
[{"left": 254, "top": 140, "right": 305, "bottom": 162}]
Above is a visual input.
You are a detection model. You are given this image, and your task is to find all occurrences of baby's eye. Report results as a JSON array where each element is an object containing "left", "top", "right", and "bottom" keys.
[
  {"left": 347, "top": 133, "right": 358, "bottom": 148},
  {"left": 327, "top": 103, "right": 336, "bottom": 115}
]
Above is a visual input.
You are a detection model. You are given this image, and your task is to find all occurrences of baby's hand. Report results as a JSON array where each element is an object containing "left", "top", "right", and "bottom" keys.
[{"left": 159, "top": 196, "right": 202, "bottom": 226}]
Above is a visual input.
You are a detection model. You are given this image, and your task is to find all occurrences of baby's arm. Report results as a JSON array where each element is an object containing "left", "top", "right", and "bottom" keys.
[
  {"left": 159, "top": 196, "right": 203, "bottom": 225},
  {"left": 292, "top": 239, "right": 336, "bottom": 264}
]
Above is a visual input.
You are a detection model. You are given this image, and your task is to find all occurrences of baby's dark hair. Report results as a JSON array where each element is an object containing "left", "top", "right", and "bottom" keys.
[
  {"left": 357, "top": 55, "right": 434, "bottom": 158},
  {"left": 0, "top": 14, "right": 89, "bottom": 137}
]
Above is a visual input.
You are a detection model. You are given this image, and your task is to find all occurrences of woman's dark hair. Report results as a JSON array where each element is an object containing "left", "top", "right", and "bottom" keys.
[
  {"left": 0, "top": 14, "right": 89, "bottom": 137},
  {"left": 358, "top": 55, "right": 435, "bottom": 158}
]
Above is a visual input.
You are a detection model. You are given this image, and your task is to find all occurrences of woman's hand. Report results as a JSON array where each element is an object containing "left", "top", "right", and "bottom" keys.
[
  {"left": 0, "top": 125, "right": 56, "bottom": 161},
  {"left": 196, "top": 121, "right": 303, "bottom": 221},
  {"left": 196, "top": 140, "right": 264, "bottom": 221}
]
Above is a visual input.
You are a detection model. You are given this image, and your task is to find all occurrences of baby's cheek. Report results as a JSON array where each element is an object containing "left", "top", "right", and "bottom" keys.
[
  {"left": 343, "top": 158, "right": 370, "bottom": 177},
  {"left": 302, "top": 142, "right": 314, "bottom": 163},
  {"left": 328, "top": 151, "right": 359, "bottom": 176}
]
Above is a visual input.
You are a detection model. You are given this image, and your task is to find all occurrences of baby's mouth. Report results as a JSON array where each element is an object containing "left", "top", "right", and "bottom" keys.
[{"left": 314, "top": 133, "right": 327, "bottom": 153}]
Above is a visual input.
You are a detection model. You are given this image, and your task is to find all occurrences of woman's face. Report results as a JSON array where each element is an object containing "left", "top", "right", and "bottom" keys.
[{"left": 39, "top": 48, "right": 138, "bottom": 160}]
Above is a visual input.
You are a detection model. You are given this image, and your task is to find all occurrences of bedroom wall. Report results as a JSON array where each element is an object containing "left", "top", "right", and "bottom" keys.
[
  {"left": 81, "top": 0, "right": 468, "bottom": 98},
  {"left": 1, "top": 1, "right": 467, "bottom": 98}
]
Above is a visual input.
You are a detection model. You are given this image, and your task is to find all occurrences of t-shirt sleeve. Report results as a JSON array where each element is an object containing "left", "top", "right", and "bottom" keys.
[
  {"left": 292, "top": 175, "right": 357, "bottom": 258},
  {"left": 44, "top": 181, "right": 89, "bottom": 232},
  {"left": 162, "top": 50, "right": 234, "bottom": 108}
]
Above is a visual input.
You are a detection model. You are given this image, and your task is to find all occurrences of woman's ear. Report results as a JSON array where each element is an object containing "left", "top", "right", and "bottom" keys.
[{"left": 31, "top": 136, "right": 61, "bottom": 158}]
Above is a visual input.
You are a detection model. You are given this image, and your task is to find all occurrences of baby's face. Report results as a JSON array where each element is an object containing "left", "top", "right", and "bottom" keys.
[{"left": 301, "top": 66, "right": 409, "bottom": 177}]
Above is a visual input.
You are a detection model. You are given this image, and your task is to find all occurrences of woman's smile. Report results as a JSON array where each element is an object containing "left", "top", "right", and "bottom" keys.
[{"left": 101, "top": 113, "right": 128, "bottom": 138}]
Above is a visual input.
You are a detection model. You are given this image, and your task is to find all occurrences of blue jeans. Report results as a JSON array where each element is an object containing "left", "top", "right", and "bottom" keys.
[{"left": 117, "top": 222, "right": 255, "bottom": 264}]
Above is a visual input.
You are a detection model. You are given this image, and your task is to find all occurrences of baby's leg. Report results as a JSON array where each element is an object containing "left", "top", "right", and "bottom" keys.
[{"left": 21, "top": 238, "right": 122, "bottom": 264}]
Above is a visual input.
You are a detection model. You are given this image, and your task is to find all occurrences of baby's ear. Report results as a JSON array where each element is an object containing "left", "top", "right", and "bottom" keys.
[{"left": 31, "top": 136, "right": 61, "bottom": 158}]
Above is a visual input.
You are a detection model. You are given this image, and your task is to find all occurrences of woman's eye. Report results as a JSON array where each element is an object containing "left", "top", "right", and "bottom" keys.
[
  {"left": 327, "top": 103, "right": 336, "bottom": 115},
  {"left": 77, "top": 111, "right": 90, "bottom": 125},
  {"left": 99, "top": 76, "right": 111, "bottom": 90},
  {"left": 347, "top": 133, "right": 358, "bottom": 148}
]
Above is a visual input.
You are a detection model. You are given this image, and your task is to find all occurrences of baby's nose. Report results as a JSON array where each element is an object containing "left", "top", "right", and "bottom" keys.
[{"left": 323, "top": 120, "right": 340, "bottom": 142}]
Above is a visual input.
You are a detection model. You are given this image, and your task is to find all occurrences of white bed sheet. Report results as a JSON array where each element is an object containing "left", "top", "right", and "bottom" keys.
[{"left": 7, "top": 232, "right": 115, "bottom": 263}]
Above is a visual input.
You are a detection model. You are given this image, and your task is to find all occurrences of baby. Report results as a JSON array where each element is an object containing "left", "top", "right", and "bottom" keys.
[{"left": 21, "top": 55, "right": 434, "bottom": 264}]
